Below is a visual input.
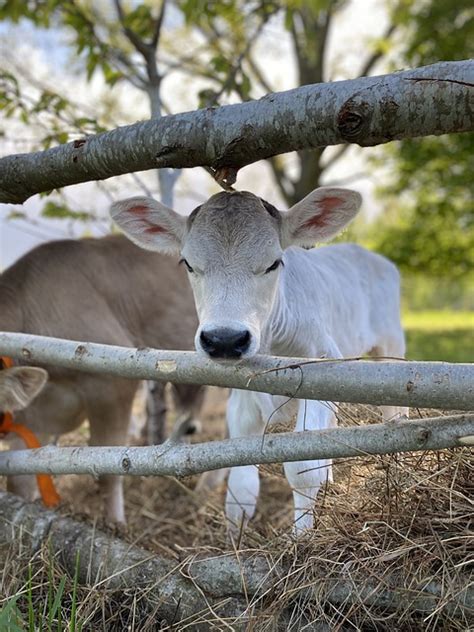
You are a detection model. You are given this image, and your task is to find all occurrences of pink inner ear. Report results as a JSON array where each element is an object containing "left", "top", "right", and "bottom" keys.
[
  {"left": 303, "top": 196, "right": 342, "bottom": 228},
  {"left": 127, "top": 204, "right": 167, "bottom": 234},
  {"left": 144, "top": 222, "right": 167, "bottom": 234},
  {"left": 130, "top": 204, "right": 151, "bottom": 215}
]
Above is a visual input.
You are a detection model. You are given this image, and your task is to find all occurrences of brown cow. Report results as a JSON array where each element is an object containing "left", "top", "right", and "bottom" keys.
[{"left": 0, "top": 234, "right": 204, "bottom": 523}]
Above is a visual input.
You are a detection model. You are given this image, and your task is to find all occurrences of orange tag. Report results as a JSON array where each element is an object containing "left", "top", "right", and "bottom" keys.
[
  {"left": 0, "top": 357, "right": 60, "bottom": 507},
  {"left": 0, "top": 356, "right": 14, "bottom": 369}
]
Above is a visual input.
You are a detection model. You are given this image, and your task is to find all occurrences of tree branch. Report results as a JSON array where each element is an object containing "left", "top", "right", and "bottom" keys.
[
  {"left": 1, "top": 492, "right": 471, "bottom": 625},
  {"left": 313, "top": 21, "right": 398, "bottom": 173},
  {"left": 113, "top": 0, "right": 150, "bottom": 59},
  {"left": 324, "top": 171, "right": 369, "bottom": 186},
  {"left": 207, "top": 14, "right": 270, "bottom": 107},
  {"left": 0, "top": 414, "right": 471, "bottom": 478},
  {"left": 321, "top": 143, "right": 350, "bottom": 170},
  {"left": 246, "top": 53, "right": 275, "bottom": 94},
  {"left": 268, "top": 156, "right": 295, "bottom": 204},
  {"left": 66, "top": 0, "right": 147, "bottom": 85},
  {"left": 1, "top": 333, "right": 473, "bottom": 410},
  {"left": 0, "top": 60, "right": 473, "bottom": 204},
  {"left": 113, "top": 0, "right": 161, "bottom": 88},
  {"left": 151, "top": 0, "right": 167, "bottom": 50},
  {"left": 358, "top": 23, "right": 397, "bottom": 79}
]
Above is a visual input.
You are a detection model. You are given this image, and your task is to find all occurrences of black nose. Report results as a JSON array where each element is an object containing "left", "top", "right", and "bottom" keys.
[{"left": 200, "top": 327, "right": 251, "bottom": 359}]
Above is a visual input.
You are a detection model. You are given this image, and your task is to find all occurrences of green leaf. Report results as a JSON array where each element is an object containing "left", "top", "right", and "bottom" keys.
[
  {"left": 238, "top": 71, "right": 252, "bottom": 100},
  {"left": 41, "top": 201, "right": 93, "bottom": 222},
  {"left": 0, "top": 595, "right": 25, "bottom": 632},
  {"left": 102, "top": 63, "right": 123, "bottom": 86}
]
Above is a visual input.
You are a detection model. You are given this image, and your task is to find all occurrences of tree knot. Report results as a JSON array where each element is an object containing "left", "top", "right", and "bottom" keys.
[{"left": 337, "top": 96, "right": 372, "bottom": 143}]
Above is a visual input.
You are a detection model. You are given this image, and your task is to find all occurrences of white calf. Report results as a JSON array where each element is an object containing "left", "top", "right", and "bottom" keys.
[{"left": 112, "top": 187, "right": 407, "bottom": 533}]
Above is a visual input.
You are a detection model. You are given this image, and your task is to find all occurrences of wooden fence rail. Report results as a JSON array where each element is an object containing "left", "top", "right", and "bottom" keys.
[
  {"left": 0, "top": 414, "right": 472, "bottom": 478},
  {"left": 1, "top": 332, "right": 473, "bottom": 410}
]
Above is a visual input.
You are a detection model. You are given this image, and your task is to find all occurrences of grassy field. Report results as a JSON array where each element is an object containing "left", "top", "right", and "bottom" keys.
[{"left": 402, "top": 310, "right": 474, "bottom": 363}]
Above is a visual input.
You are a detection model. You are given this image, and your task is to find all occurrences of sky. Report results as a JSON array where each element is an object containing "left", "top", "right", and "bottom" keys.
[{"left": 0, "top": 0, "right": 392, "bottom": 268}]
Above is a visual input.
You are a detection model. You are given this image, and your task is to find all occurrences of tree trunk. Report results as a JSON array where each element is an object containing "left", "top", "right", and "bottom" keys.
[
  {"left": 145, "top": 66, "right": 182, "bottom": 444},
  {"left": 0, "top": 492, "right": 471, "bottom": 627},
  {"left": 144, "top": 380, "right": 167, "bottom": 445},
  {"left": 281, "top": 5, "right": 331, "bottom": 204},
  {"left": 0, "top": 60, "right": 472, "bottom": 204}
]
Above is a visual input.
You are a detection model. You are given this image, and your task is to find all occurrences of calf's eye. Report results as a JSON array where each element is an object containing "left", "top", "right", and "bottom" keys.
[
  {"left": 179, "top": 258, "right": 194, "bottom": 273},
  {"left": 265, "top": 259, "right": 283, "bottom": 274}
]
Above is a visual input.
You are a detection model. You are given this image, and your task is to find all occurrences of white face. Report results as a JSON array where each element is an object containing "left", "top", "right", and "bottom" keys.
[
  {"left": 111, "top": 187, "right": 362, "bottom": 361},
  {"left": 180, "top": 193, "right": 284, "bottom": 359}
]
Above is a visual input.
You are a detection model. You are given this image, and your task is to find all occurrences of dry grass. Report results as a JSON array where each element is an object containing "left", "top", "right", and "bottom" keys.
[{"left": 1, "top": 388, "right": 473, "bottom": 630}]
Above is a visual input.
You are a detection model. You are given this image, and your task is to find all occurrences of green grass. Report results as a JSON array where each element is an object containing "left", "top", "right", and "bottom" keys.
[
  {"left": 0, "top": 551, "right": 83, "bottom": 632},
  {"left": 402, "top": 310, "right": 474, "bottom": 363}
]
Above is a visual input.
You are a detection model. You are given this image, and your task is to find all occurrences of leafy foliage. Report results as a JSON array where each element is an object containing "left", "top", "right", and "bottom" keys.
[
  {"left": 41, "top": 201, "right": 95, "bottom": 222},
  {"left": 391, "top": 0, "right": 474, "bottom": 66},
  {"left": 0, "top": 0, "right": 166, "bottom": 221},
  {"left": 371, "top": 0, "right": 474, "bottom": 278},
  {"left": 370, "top": 134, "right": 474, "bottom": 278}
]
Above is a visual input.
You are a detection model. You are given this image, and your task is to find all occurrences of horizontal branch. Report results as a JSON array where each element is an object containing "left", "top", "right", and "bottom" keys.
[
  {"left": 0, "top": 414, "right": 471, "bottom": 477},
  {"left": 1, "top": 60, "right": 473, "bottom": 203},
  {"left": 1, "top": 332, "right": 473, "bottom": 410},
  {"left": 1, "top": 492, "right": 472, "bottom": 624}
]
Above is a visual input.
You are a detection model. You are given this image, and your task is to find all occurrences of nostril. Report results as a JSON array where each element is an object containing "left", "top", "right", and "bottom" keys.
[
  {"left": 200, "top": 330, "right": 213, "bottom": 351},
  {"left": 236, "top": 330, "right": 251, "bottom": 352}
]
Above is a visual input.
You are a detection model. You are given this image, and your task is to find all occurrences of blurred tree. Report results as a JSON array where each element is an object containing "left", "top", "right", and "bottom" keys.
[
  {"left": 177, "top": 0, "right": 398, "bottom": 205},
  {"left": 369, "top": 0, "right": 474, "bottom": 278},
  {"left": 2, "top": 0, "right": 471, "bottom": 279},
  {"left": 0, "top": 0, "right": 399, "bottom": 212},
  {"left": 0, "top": 0, "right": 184, "bottom": 207}
]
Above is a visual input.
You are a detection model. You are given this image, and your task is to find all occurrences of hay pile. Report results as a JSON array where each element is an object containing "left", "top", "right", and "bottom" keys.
[{"left": 1, "top": 388, "right": 472, "bottom": 630}]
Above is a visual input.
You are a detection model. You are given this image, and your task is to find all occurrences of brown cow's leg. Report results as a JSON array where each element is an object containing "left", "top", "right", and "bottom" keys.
[
  {"left": 86, "top": 377, "right": 138, "bottom": 525},
  {"left": 144, "top": 381, "right": 167, "bottom": 445}
]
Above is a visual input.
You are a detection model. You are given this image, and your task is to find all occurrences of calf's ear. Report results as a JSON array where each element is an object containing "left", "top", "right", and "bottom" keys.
[
  {"left": 281, "top": 187, "right": 362, "bottom": 248},
  {"left": 0, "top": 367, "right": 48, "bottom": 411},
  {"left": 111, "top": 196, "right": 186, "bottom": 254}
]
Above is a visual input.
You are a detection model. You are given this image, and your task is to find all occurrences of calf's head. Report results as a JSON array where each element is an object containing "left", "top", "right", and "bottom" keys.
[
  {"left": 0, "top": 366, "right": 48, "bottom": 411},
  {"left": 111, "top": 187, "right": 361, "bottom": 360}
]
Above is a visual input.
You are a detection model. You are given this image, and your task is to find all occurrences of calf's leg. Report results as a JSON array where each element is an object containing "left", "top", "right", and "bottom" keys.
[
  {"left": 284, "top": 399, "right": 336, "bottom": 534},
  {"left": 86, "top": 379, "right": 137, "bottom": 525},
  {"left": 225, "top": 389, "right": 264, "bottom": 535}
]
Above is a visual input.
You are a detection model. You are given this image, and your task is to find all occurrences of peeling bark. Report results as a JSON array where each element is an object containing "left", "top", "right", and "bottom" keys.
[{"left": 0, "top": 60, "right": 473, "bottom": 204}]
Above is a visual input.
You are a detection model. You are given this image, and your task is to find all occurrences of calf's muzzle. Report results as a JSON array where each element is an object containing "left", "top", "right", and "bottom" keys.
[{"left": 199, "top": 327, "right": 251, "bottom": 359}]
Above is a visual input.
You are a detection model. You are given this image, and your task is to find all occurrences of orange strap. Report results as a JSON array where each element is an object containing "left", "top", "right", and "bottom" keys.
[
  {"left": 0, "top": 357, "right": 60, "bottom": 507},
  {"left": 1, "top": 356, "right": 13, "bottom": 369}
]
